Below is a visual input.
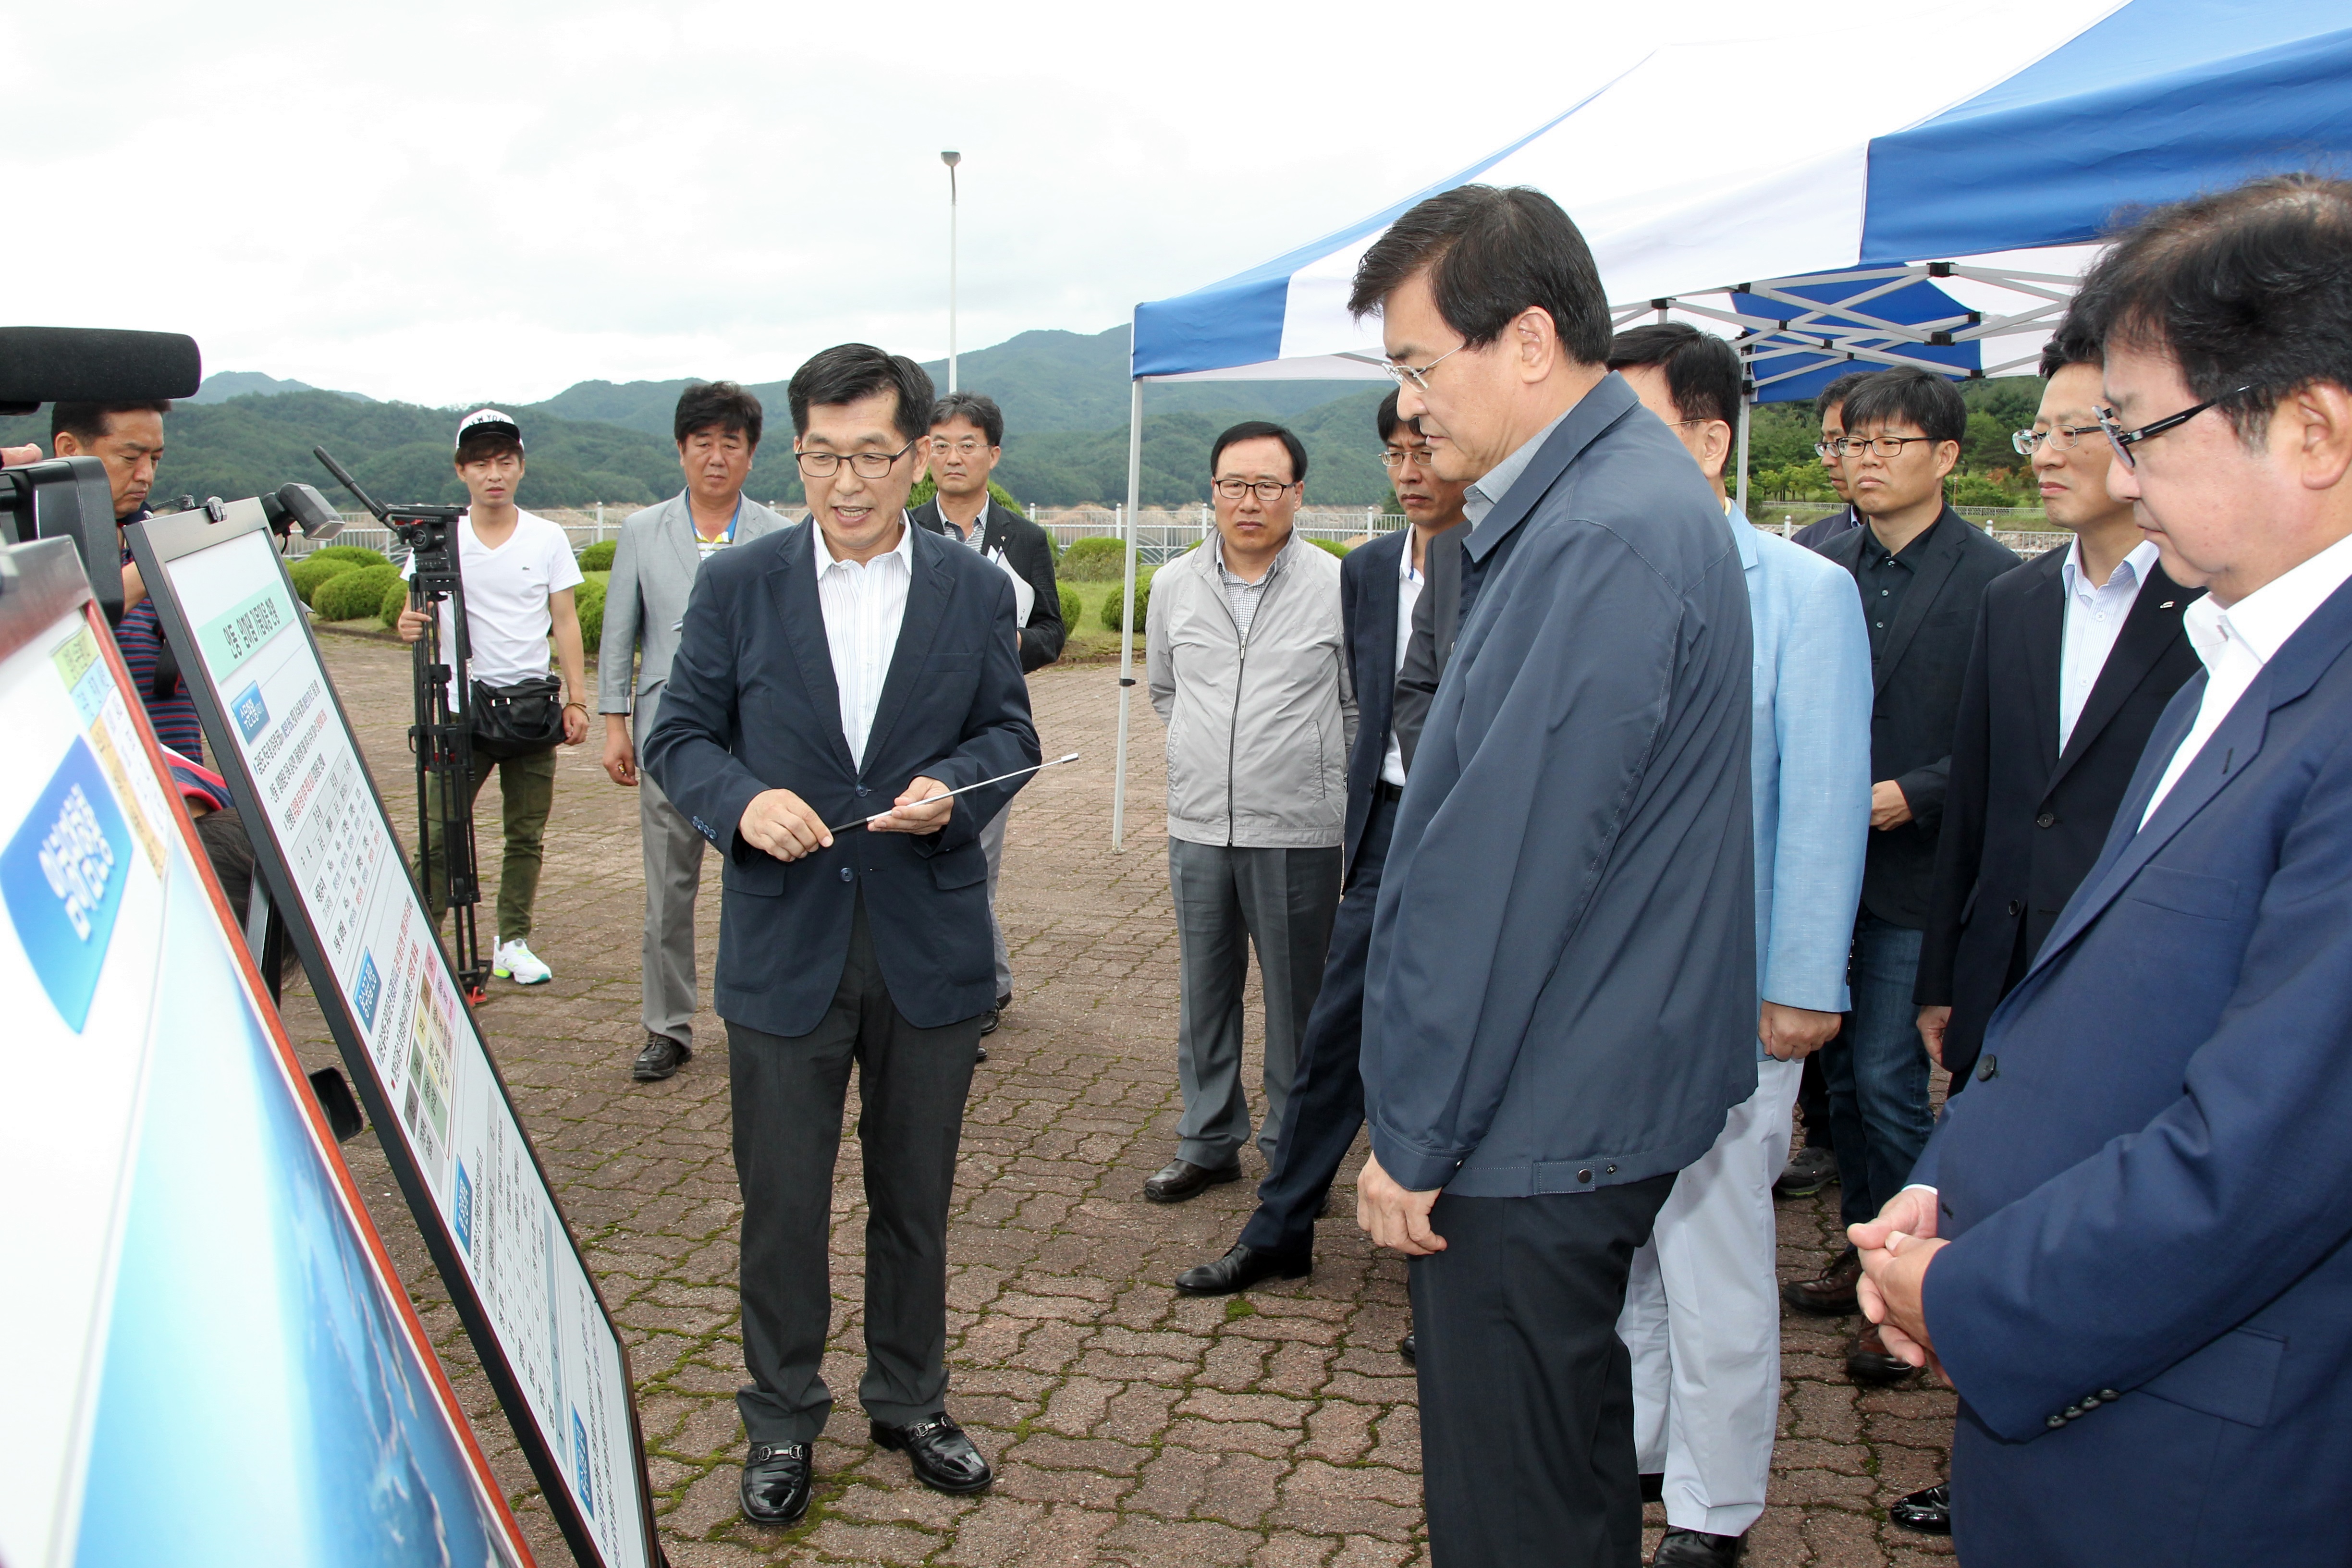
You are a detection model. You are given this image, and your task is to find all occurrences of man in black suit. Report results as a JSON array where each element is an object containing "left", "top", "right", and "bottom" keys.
[
  {"left": 1884, "top": 325, "right": 2203, "bottom": 1537},
  {"left": 910, "top": 390, "right": 1063, "bottom": 1041},
  {"left": 1172, "top": 391, "right": 1466, "bottom": 1311},
  {"left": 643, "top": 343, "right": 1039, "bottom": 1525},
  {"left": 1781, "top": 368, "right": 2019, "bottom": 1385}
]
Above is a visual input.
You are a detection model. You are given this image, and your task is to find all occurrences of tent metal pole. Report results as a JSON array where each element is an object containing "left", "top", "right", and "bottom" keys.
[
  {"left": 1113, "top": 377, "right": 1142, "bottom": 850},
  {"left": 1734, "top": 366, "right": 1753, "bottom": 519}
]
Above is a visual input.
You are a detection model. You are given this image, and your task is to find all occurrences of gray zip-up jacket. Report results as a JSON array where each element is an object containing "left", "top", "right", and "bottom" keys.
[{"left": 1147, "top": 529, "right": 1355, "bottom": 848}]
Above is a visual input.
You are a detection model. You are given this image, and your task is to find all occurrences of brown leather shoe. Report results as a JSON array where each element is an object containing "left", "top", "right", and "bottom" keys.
[
  {"left": 1782, "top": 1245, "right": 1862, "bottom": 1315},
  {"left": 1846, "top": 1320, "right": 1922, "bottom": 1385}
]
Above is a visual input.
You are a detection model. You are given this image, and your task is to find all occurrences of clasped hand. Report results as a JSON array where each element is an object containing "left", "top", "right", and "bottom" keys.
[
  {"left": 1355, "top": 1152, "right": 1446, "bottom": 1256},
  {"left": 737, "top": 775, "right": 952, "bottom": 862},
  {"left": 1850, "top": 1186, "right": 1950, "bottom": 1381}
]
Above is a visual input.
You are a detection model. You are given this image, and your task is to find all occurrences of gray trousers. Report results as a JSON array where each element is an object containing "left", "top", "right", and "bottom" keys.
[
  {"left": 1167, "top": 839, "right": 1343, "bottom": 1167},
  {"left": 980, "top": 804, "right": 1011, "bottom": 1000},
  {"left": 637, "top": 692, "right": 704, "bottom": 1048}
]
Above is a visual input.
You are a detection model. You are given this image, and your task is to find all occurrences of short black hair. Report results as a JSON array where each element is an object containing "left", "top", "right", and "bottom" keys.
[
  {"left": 1838, "top": 366, "right": 1966, "bottom": 445},
  {"left": 2037, "top": 318, "right": 2103, "bottom": 379},
  {"left": 931, "top": 391, "right": 1004, "bottom": 447},
  {"left": 1347, "top": 184, "right": 1611, "bottom": 366},
  {"left": 51, "top": 401, "right": 169, "bottom": 447},
  {"left": 788, "top": 343, "right": 935, "bottom": 444},
  {"left": 675, "top": 380, "right": 763, "bottom": 447},
  {"left": 1813, "top": 372, "right": 1877, "bottom": 425},
  {"left": 2069, "top": 172, "right": 2352, "bottom": 440},
  {"left": 1375, "top": 389, "right": 1412, "bottom": 445},
  {"left": 1210, "top": 420, "right": 1307, "bottom": 484},
  {"left": 1605, "top": 322, "right": 1743, "bottom": 433},
  {"left": 455, "top": 429, "right": 523, "bottom": 466}
]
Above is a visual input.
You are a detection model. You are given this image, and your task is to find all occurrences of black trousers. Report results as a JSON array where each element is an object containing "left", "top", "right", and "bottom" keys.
[
  {"left": 728, "top": 894, "right": 982, "bottom": 1444},
  {"left": 1239, "top": 790, "right": 1397, "bottom": 1255},
  {"left": 1412, "top": 1176, "right": 1676, "bottom": 1568}
]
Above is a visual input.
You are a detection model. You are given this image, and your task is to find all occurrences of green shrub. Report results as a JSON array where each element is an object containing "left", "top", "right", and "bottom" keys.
[
  {"left": 1059, "top": 536, "right": 1127, "bottom": 581},
  {"left": 313, "top": 563, "right": 402, "bottom": 621},
  {"left": 574, "top": 572, "right": 609, "bottom": 656},
  {"left": 379, "top": 575, "right": 410, "bottom": 630},
  {"left": 306, "top": 543, "right": 390, "bottom": 568},
  {"left": 289, "top": 554, "right": 360, "bottom": 606},
  {"left": 577, "top": 539, "right": 617, "bottom": 572},
  {"left": 1310, "top": 537, "right": 1348, "bottom": 558},
  {"left": 1101, "top": 577, "right": 1150, "bottom": 633},
  {"left": 1058, "top": 584, "right": 1082, "bottom": 631},
  {"left": 1948, "top": 472, "right": 2022, "bottom": 508}
]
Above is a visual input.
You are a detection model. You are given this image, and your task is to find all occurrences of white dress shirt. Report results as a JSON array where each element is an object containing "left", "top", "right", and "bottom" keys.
[
  {"left": 814, "top": 516, "right": 916, "bottom": 770},
  {"left": 2058, "top": 538, "right": 2161, "bottom": 752},
  {"left": 1381, "top": 538, "right": 1424, "bottom": 787},
  {"left": 2142, "top": 530, "right": 2352, "bottom": 825}
]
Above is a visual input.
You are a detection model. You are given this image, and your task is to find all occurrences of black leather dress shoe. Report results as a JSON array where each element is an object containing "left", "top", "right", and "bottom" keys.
[
  {"left": 632, "top": 1033, "right": 690, "bottom": 1082},
  {"left": 1143, "top": 1157, "right": 1242, "bottom": 1203},
  {"left": 1782, "top": 1245, "right": 1862, "bottom": 1315},
  {"left": 871, "top": 1414, "right": 993, "bottom": 1494},
  {"left": 739, "top": 1440, "right": 812, "bottom": 1524},
  {"left": 1846, "top": 1321, "right": 1921, "bottom": 1385},
  {"left": 1175, "top": 1241, "right": 1311, "bottom": 1295},
  {"left": 1398, "top": 1331, "right": 1416, "bottom": 1366},
  {"left": 1773, "top": 1144, "right": 1838, "bottom": 1199},
  {"left": 979, "top": 1008, "right": 1000, "bottom": 1038},
  {"left": 1652, "top": 1527, "right": 1743, "bottom": 1566},
  {"left": 1888, "top": 1482, "right": 1950, "bottom": 1534}
]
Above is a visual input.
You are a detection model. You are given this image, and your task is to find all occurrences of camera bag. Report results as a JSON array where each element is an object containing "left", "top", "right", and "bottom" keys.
[{"left": 469, "top": 674, "right": 564, "bottom": 759}]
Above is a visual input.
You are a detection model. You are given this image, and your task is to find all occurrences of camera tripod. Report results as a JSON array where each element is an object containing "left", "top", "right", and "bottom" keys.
[{"left": 314, "top": 448, "right": 491, "bottom": 1002}]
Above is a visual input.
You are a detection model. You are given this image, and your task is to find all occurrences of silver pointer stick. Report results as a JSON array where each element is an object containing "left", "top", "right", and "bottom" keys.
[{"left": 827, "top": 753, "right": 1081, "bottom": 833}]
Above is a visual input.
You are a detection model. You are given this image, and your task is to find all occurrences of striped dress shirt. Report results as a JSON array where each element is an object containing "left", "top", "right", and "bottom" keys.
[{"left": 814, "top": 516, "right": 916, "bottom": 770}]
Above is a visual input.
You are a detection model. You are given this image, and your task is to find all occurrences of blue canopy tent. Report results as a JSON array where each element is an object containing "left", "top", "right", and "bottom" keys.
[{"left": 1105, "top": 0, "right": 2352, "bottom": 845}]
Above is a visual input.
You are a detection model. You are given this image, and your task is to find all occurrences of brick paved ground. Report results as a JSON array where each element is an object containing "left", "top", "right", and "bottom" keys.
[{"left": 284, "top": 635, "right": 1957, "bottom": 1568}]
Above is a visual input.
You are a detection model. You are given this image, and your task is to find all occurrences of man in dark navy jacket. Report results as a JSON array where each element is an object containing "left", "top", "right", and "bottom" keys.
[
  {"left": 644, "top": 343, "right": 1038, "bottom": 1525},
  {"left": 1346, "top": 186, "right": 1756, "bottom": 1568},
  {"left": 1173, "top": 391, "right": 1466, "bottom": 1302},
  {"left": 1856, "top": 174, "right": 2352, "bottom": 1568}
]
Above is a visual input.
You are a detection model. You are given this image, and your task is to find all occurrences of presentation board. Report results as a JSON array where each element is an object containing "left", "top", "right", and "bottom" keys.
[
  {"left": 125, "top": 506, "right": 657, "bottom": 1568},
  {"left": 0, "top": 536, "right": 534, "bottom": 1568}
]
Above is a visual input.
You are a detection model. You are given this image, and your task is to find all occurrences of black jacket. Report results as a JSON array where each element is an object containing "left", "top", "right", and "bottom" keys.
[
  {"left": 1391, "top": 523, "right": 1466, "bottom": 780},
  {"left": 1337, "top": 528, "right": 1408, "bottom": 881},
  {"left": 1913, "top": 546, "right": 2201, "bottom": 1083},
  {"left": 1791, "top": 504, "right": 1862, "bottom": 553},
  {"left": 909, "top": 498, "right": 1065, "bottom": 672},
  {"left": 1819, "top": 507, "right": 2021, "bottom": 927}
]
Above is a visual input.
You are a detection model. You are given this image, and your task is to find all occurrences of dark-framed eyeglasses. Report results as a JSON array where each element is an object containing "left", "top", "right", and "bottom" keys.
[
  {"left": 1214, "top": 478, "right": 1298, "bottom": 502},
  {"left": 1377, "top": 445, "right": 1434, "bottom": 470},
  {"left": 795, "top": 438, "right": 918, "bottom": 478},
  {"left": 1832, "top": 433, "right": 1940, "bottom": 459},
  {"left": 2011, "top": 423, "right": 2104, "bottom": 456},
  {"left": 2096, "top": 386, "right": 2254, "bottom": 470},
  {"left": 1379, "top": 343, "right": 1463, "bottom": 392}
]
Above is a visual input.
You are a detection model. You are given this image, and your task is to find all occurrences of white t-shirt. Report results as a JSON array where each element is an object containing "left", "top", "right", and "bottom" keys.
[{"left": 401, "top": 508, "right": 584, "bottom": 689}]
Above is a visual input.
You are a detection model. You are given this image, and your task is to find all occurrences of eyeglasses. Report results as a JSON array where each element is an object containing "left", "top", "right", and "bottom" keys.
[
  {"left": 1377, "top": 446, "right": 1434, "bottom": 470},
  {"left": 2011, "top": 423, "right": 2103, "bottom": 456},
  {"left": 1831, "top": 434, "right": 1941, "bottom": 459},
  {"left": 1379, "top": 344, "right": 1463, "bottom": 392},
  {"left": 927, "top": 437, "right": 990, "bottom": 457},
  {"left": 2095, "top": 386, "right": 2254, "bottom": 470},
  {"left": 795, "top": 439, "right": 918, "bottom": 478},
  {"left": 1214, "top": 478, "right": 1298, "bottom": 502},
  {"left": 1812, "top": 440, "right": 1842, "bottom": 459}
]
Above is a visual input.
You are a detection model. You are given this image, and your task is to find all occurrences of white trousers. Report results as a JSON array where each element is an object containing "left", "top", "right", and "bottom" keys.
[{"left": 1617, "top": 1054, "right": 1803, "bottom": 1538}]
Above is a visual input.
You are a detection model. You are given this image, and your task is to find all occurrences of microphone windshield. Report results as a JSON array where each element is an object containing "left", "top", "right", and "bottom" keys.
[{"left": 0, "top": 327, "right": 203, "bottom": 410}]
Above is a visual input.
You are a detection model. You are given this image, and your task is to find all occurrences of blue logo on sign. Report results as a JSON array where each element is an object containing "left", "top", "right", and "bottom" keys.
[
  {"left": 353, "top": 950, "right": 381, "bottom": 1030},
  {"left": 453, "top": 1162, "right": 475, "bottom": 1255},
  {"left": 572, "top": 1409, "right": 594, "bottom": 1515},
  {"left": 1, "top": 739, "right": 131, "bottom": 1033},
  {"left": 233, "top": 682, "right": 269, "bottom": 742}
]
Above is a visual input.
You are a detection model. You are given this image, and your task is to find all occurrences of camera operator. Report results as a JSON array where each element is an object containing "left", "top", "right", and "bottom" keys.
[
  {"left": 396, "top": 409, "right": 588, "bottom": 987},
  {"left": 49, "top": 401, "right": 185, "bottom": 748}
]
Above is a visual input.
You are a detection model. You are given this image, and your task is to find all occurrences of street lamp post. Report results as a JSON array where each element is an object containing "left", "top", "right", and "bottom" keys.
[{"left": 941, "top": 151, "right": 962, "bottom": 393}]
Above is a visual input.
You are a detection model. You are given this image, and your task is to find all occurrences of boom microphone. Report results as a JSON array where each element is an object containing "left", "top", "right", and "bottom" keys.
[{"left": 0, "top": 327, "right": 204, "bottom": 415}]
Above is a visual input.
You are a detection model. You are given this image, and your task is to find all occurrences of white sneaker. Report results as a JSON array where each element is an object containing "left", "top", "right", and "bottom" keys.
[{"left": 492, "top": 939, "right": 552, "bottom": 985}]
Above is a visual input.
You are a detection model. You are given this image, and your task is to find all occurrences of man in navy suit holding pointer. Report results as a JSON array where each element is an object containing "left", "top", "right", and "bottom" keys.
[
  {"left": 1855, "top": 175, "right": 2352, "bottom": 1565},
  {"left": 645, "top": 343, "right": 1038, "bottom": 1525}
]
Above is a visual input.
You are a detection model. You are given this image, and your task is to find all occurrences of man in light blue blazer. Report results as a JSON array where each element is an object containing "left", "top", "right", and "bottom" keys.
[{"left": 1611, "top": 326, "right": 1872, "bottom": 1568}]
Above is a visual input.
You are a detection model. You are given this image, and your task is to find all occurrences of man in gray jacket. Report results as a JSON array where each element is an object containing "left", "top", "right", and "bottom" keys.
[
  {"left": 599, "top": 381, "right": 787, "bottom": 1081},
  {"left": 1144, "top": 421, "right": 1354, "bottom": 1202}
]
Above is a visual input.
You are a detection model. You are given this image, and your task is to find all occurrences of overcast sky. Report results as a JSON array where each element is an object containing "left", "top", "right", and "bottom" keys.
[{"left": 24, "top": 0, "right": 1802, "bottom": 406}]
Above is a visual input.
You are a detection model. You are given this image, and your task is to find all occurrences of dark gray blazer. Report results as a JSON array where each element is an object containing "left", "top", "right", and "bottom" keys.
[
  {"left": 1338, "top": 528, "right": 1410, "bottom": 881},
  {"left": 908, "top": 498, "right": 1065, "bottom": 672},
  {"left": 1391, "top": 523, "right": 1465, "bottom": 776},
  {"left": 1360, "top": 375, "right": 1758, "bottom": 1198}
]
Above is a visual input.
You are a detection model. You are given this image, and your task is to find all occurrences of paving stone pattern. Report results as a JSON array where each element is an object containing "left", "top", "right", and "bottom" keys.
[{"left": 284, "top": 635, "right": 1956, "bottom": 1567}]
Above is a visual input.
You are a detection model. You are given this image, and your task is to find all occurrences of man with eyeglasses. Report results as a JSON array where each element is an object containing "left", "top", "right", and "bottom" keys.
[
  {"left": 1781, "top": 368, "right": 2018, "bottom": 1392},
  {"left": 1884, "top": 322, "right": 2203, "bottom": 1545},
  {"left": 1143, "top": 420, "right": 1352, "bottom": 1205},
  {"left": 910, "top": 390, "right": 1064, "bottom": 1044},
  {"left": 1172, "top": 392, "right": 1465, "bottom": 1323},
  {"left": 642, "top": 343, "right": 1039, "bottom": 1524},
  {"left": 1850, "top": 172, "right": 2352, "bottom": 1568},
  {"left": 1791, "top": 371, "right": 1878, "bottom": 553}
]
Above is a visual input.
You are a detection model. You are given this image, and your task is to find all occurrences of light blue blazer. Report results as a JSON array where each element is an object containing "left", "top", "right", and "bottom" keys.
[{"left": 1734, "top": 506, "right": 1872, "bottom": 1045}]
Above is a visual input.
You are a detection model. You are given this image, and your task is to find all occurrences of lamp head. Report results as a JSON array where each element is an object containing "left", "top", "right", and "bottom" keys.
[{"left": 941, "top": 150, "right": 961, "bottom": 168}]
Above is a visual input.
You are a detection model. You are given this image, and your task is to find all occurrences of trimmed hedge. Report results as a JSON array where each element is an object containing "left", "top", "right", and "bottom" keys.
[
  {"left": 1310, "top": 537, "right": 1348, "bottom": 558},
  {"left": 1059, "top": 536, "right": 1127, "bottom": 581},
  {"left": 1058, "top": 584, "right": 1082, "bottom": 632},
  {"left": 575, "top": 573, "right": 609, "bottom": 655},
  {"left": 314, "top": 563, "right": 402, "bottom": 622},
  {"left": 306, "top": 544, "right": 390, "bottom": 568},
  {"left": 289, "top": 554, "right": 359, "bottom": 606},
  {"left": 1100, "top": 578, "right": 1149, "bottom": 633},
  {"left": 577, "top": 539, "right": 616, "bottom": 572},
  {"left": 379, "top": 575, "right": 410, "bottom": 630}
]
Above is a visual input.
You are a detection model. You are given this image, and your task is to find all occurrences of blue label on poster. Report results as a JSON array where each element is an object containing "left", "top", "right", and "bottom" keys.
[
  {"left": 353, "top": 950, "right": 381, "bottom": 1031},
  {"left": 2, "top": 738, "right": 130, "bottom": 1033},
  {"left": 232, "top": 681, "right": 270, "bottom": 743},
  {"left": 572, "top": 1409, "right": 594, "bottom": 1515},
  {"left": 453, "top": 1162, "right": 475, "bottom": 1255}
]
